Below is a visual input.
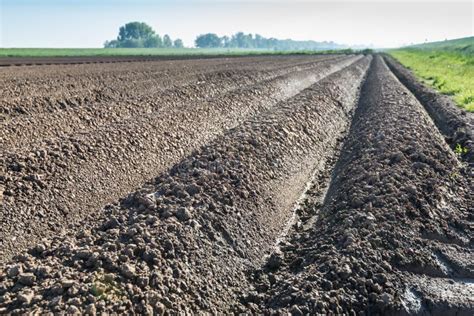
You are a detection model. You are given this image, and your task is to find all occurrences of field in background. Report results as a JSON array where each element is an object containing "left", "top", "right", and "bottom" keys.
[
  {"left": 390, "top": 36, "right": 474, "bottom": 112},
  {"left": 0, "top": 47, "right": 355, "bottom": 57}
]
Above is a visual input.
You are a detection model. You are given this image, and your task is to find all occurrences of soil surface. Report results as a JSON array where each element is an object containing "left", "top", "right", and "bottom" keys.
[
  {"left": 252, "top": 55, "right": 472, "bottom": 315},
  {"left": 0, "top": 55, "right": 471, "bottom": 315},
  {"left": 0, "top": 55, "right": 306, "bottom": 67},
  {"left": 0, "top": 56, "right": 169, "bottom": 67},
  {"left": 0, "top": 54, "right": 357, "bottom": 263},
  {"left": 384, "top": 55, "right": 474, "bottom": 164}
]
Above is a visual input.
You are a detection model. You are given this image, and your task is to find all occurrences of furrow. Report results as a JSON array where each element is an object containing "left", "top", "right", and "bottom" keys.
[
  {"left": 255, "top": 55, "right": 472, "bottom": 315},
  {"left": 0, "top": 55, "right": 360, "bottom": 263},
  {"left": 384, "top": 55, "right": 474, "bottom": 164},
  {"left": 0, "top": 55, "right": 339, "bottom": 119},
  {"left": 0, "top": 56, "right": 370, "bottom": 314},
  {"left": 1, "top": 56, "right": 348, "bottom": 152}
]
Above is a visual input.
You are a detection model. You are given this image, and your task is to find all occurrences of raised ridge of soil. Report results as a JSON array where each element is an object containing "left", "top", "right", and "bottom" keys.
[
  {"left": 0, "top": 55, "right": 359, "bottom": 264},
  {"left": 253, "top": 56, "right": 473, "bottom": 315},
  {"left": 1, "top": 56, "right": 345, "bottom": 151},
  {"left": 0, "top": 56, "right": 371, "bottom": 314},
  {"left": 0, "top": 55, "right": 471, "bottom": 315},
  {"left": 384, "top": 55, "right": 474, "bottom": 164}
]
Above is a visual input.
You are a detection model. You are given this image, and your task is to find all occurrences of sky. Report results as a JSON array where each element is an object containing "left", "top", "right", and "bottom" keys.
[{"left": 0, "top": 0, "right": 472, "bottom": 48}]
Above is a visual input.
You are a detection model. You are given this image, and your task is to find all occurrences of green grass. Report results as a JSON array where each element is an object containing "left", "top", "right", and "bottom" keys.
[
  {"left": 0, "top": 47, "right": 356, "bottom": 58},
  {"left": 390, "top": 47, "right": 474, "bottom": 112}
]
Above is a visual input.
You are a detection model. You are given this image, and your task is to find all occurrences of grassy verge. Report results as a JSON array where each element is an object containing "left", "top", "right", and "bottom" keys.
[
  {"left": 390, "top": 49, "right": 474, "bottom": 112},
  {"left": 0, "top": 47, "right": 356, "bottom": 58}
]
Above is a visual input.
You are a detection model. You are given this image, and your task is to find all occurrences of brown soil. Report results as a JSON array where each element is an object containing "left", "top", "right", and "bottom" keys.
[
  {"left": 0, "top": 55, "right": 471, "bottom": 315},
  {"left": 254, "top": 56, "right": 473, "bottom": 315},
  {"left": 0, "top": 55, "right": 356, "bottom": 263},
  {"left": 0, "top": 55, "right": 311, "bottom": 67},
  {"left": 384, "top": 55, "right": 474, "bottom": 164}
]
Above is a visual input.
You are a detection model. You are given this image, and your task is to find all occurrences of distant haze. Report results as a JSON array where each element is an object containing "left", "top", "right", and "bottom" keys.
[{"left": 0, "top": 0, "right": 472, "bottom": 48}]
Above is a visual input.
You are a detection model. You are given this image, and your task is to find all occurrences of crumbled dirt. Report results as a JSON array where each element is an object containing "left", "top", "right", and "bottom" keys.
[
  {"left": 0, "top": 55, "right": 471, "bottom": 315},
  {"left": 0, "top": 55, "right": 342, "bottom": 67},
  {"left": 0, "top": 56, "right": 370, "bottom": 314},
  {"left": 0, "top": 55, "right": 358, "bottom": 263},
  {"left": 0, "top": 55, "right": 342, "bottom": 119},
  {"left": 384, "top": 55, "right": 474, "bottom": 164},
  {"left": 1, "top": 55, "right": 344, "bottom": 149},
  {"left": 252, "top": 56, "right": 472, "bottom": 315}
]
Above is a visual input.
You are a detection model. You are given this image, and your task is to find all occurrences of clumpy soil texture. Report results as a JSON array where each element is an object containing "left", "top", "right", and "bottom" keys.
[
  {"left": 0, "top": 54, "right": 357, "bottom": 263},
  {"left": 0, "top": 56, "right": 201, "bottom": 67},
  {"left": 253, "top": 56, "right": 473, "bottom": 315},
  {"left": 384, "top": 55, "right": 474, "bottom": 164},
  {"left": 0, "top": 55, "right": 472, "bottom": 314}
]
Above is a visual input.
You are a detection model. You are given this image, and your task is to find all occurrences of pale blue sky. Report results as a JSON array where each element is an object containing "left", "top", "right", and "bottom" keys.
[{"left": 0, "top": 0, "right": 472, "bottom": 48}]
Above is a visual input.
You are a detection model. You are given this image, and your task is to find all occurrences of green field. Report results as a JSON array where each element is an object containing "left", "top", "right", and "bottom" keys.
[
  {"left": 390, "top": 37, "right": 474, "bottom": 112},
  {"left": 0, "top": 47, "right": 356, "bottom": 58}
]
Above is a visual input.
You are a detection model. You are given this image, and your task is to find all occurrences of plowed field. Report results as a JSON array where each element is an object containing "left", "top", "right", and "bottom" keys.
[{"left": 0, "top": 54, "right": 472, "bottom": 314}]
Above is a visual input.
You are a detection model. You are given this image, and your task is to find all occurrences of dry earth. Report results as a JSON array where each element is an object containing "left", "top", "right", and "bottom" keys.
[{"left": 0, "top": 54, "right": 472, "bottom": 315}]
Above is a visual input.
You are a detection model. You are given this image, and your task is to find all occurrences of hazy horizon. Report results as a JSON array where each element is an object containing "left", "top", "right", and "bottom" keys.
[{"left": 0, "top": 0, "right": 472, "bottom": 49}]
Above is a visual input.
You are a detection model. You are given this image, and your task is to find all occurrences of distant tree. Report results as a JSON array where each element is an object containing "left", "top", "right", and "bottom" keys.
[
  {"left": 254, "top": 34, "right": 264, "bottom": 48},
  {"left": 231, "top": 32, "right": 254, "bottom": 48},
  {"left": 144, "top": 35, "right": 163, "bottom": 48},
  {"left": 163, "top": 34, "right": 173, "bottom": 47},
  {"left": 104, "top": 22, "right": 181, "bottom": 48},
  {"left": 267, "top": 38, "right": 279, "bottom": 49},
  {"left": 195, "top": 33, "right": 222, "bottom": 48},
  {"left": 118, "top": 22, "right": 155, "bottom": 42},
  {"left": 221, "top": 35, "right": 230, "bottom": 48},
  {"left": 104, "top": 40, "right": 119, "bottom": 48},
  {"left": 173, "top": 39, "right": 184, "bottom": 48},
  {"left": 198, "top": 31, "right": 349, "bottom": 51}
]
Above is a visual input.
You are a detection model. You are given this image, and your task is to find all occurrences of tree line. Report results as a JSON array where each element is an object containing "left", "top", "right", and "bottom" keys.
[
  {"left": 104, "top": 22, "right": 349, "bottom": 51},
  {"left": 104, "top": 22, "right": 183, "bottom": 48},
  {"left": 195, "top": 32, "right": 348, "bottom": 50}
]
